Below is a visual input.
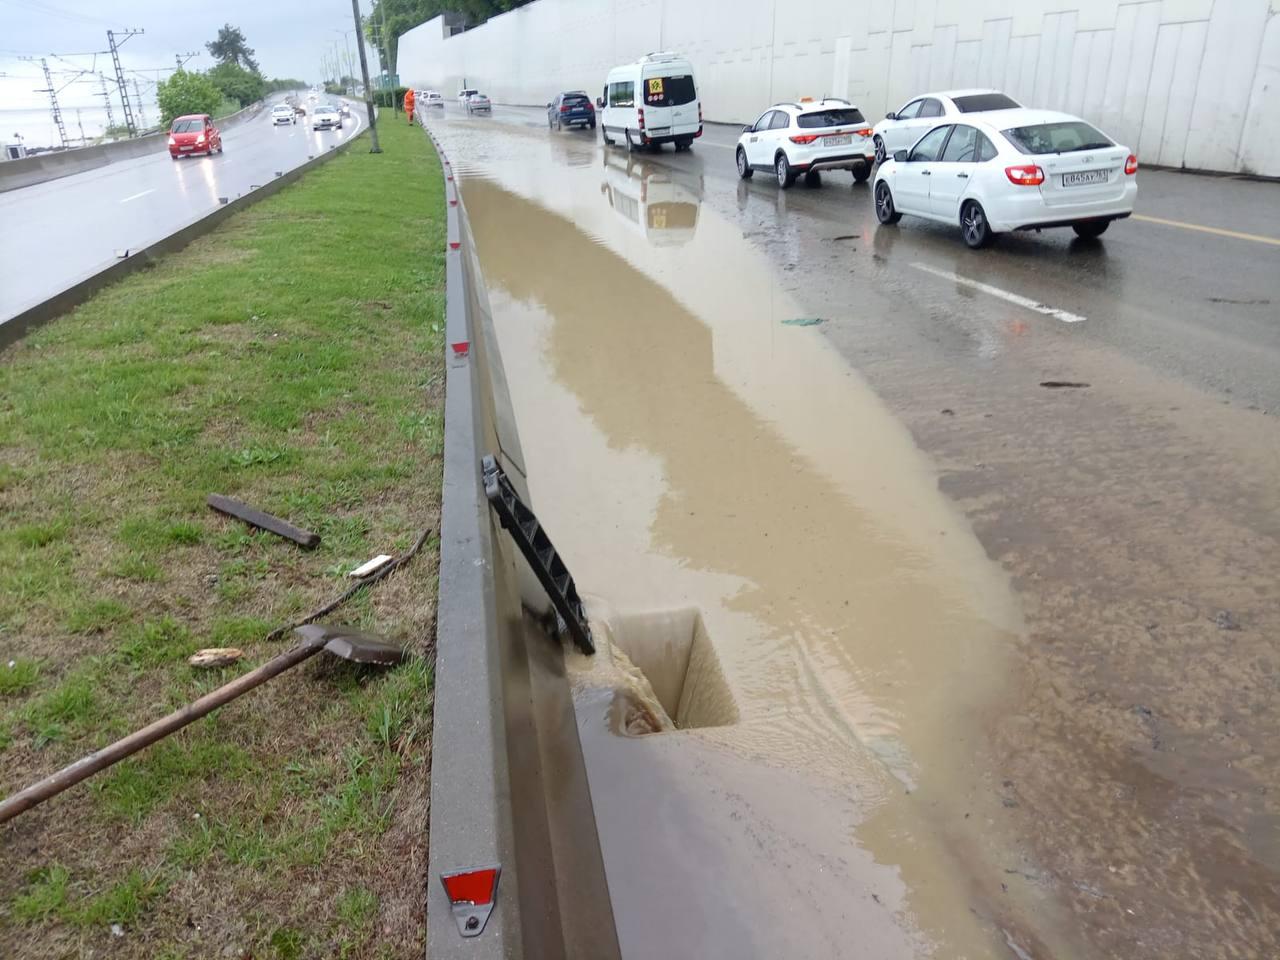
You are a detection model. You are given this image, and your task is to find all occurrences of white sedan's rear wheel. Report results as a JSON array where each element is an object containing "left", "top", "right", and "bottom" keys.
[{"left": 961, "top": 200, "right": 993, "bottom": 248}]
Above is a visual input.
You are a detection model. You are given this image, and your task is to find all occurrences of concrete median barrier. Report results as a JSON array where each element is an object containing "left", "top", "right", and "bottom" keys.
[
  {"left": 0, "top": 100, "right": 266, "bottom": 194},
  {"left": 423, "top": 126, "right": 621, "bottom": 959}
]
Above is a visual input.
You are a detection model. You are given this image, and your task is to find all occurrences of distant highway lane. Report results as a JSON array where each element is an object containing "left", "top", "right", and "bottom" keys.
[{"left": 0, "top": 99, "right": 364, "bottom": 321}]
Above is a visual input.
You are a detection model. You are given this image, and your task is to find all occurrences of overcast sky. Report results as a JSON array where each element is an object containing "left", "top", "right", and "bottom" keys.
[{"left": 0, "top": 0, "right": 385, "bottom": 112}]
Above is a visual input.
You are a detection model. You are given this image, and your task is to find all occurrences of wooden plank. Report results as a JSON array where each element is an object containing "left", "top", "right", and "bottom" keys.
[{"left": 206, "top": 493, "right": 321, "bottom": 549}]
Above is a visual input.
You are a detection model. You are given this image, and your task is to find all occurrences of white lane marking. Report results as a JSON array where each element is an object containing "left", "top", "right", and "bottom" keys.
[
  {"left": 910, "top": 262, "right": 1086, "bottom": 324},
  {"left": 120, "top": 189, "right": 155, "bottom": 203}
]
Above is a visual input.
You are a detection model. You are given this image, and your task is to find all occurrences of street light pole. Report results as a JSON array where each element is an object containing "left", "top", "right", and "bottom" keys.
[{"left": 350, "top": 0, "right": 381, "bottom": 153}]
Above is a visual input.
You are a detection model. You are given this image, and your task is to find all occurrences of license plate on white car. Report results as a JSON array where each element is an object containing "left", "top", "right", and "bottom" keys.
[
  {"left": 1063, "top": 170, "right": 1108, "bottom": 187},
  {"left": 825, "top": 135, "right": 851, "bottom": 146},
  {"left": 647, "top": 126, "right": 670, "bottom": 136}
]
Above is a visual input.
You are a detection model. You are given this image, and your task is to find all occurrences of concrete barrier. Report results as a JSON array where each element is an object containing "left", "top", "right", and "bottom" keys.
[
  {"left": 0, "top": 100, "right": 267, "bottom": 194},
  {"left": 0, "top": 118, "right": 355, "bottom": 350},
  {"left": 423, "top": 126, "right": 621, "bottom": 959}
]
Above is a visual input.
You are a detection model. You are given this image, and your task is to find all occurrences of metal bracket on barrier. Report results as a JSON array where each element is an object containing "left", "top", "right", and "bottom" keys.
[{"left": 482, "top": 455, "right": 595, "bottom": 654}]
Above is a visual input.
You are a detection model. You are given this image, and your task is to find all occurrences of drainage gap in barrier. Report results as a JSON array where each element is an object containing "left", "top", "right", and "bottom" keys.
[{"left": 588, "top": 607, "right": 738, "bottom": 736}]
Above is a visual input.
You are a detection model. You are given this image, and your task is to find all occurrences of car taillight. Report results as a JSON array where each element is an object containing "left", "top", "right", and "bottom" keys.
[
  {"left": 1005, "top": 164, "right": 1045, "bottom": 186},
  {"left": 637, "top": 107, "right": 645, "bottom": 129},
  {"left": 789, "top": 134, "right": 819, "bottom": 144},
  {"left": 560, "top": 104, "right": 570, "bottom": 112},
  {"left": 698, "top": 104, "right": 702, "bottom": 124},
  {"left": 1125, "top": 154, "right": 1138, "bottom": 175},
  {"left": 855, "top": 127, "right": 872, "bottom": 138}
]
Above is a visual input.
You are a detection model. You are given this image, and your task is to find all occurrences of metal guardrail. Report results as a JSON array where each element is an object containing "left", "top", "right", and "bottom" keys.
[{"left": 421, "top": 125, "right": 621, "bottom": 959}]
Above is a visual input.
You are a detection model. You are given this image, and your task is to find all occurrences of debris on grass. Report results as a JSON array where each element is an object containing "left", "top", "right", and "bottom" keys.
[
  {"left": 206, "top": 493, "right": 321, "bottom": 549},
  {"left": 349, "top": 554, "right": 394, "bottom": 579},
  {"left": 187, "top": 648, "right": 245, "bottom": 668}
]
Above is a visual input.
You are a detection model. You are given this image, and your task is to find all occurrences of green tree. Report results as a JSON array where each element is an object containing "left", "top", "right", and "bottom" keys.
[
  {"left": 207, "top": 61, "right": 266, "bottom": 107},
  {"left": 264, "top": 77, "right": 307, "bottom": 94},
  {"left": 206, "top": 24, "right": 259, "bottom": 73},
  {"left": 156, "top": 70, "right": 222, "bottom": 126}
]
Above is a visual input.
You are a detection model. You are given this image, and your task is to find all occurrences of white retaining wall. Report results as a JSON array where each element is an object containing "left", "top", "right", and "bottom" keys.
[{"left": 398, "top": 0, "right": 1280, "bottom": 177}]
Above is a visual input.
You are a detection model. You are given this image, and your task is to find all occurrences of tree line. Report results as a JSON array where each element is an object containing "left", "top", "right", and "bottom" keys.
[{"left": 156, "top": 25, "right": 304, "bottom": 126}]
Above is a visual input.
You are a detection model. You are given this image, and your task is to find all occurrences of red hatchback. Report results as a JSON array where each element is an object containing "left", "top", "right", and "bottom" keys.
[{"left": 168, "top": 114, "right": 222, "bottom": 159}]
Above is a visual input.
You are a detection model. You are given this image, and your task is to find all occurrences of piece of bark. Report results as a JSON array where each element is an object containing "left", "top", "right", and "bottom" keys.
[
  {"left": 207, "top": 494, "right": 320, "bottom": 549},
  {"left": 188, "top": 648, "right": 245, "bottom": 668}
]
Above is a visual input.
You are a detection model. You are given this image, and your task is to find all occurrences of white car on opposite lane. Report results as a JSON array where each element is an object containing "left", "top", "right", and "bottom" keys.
[
  {"left": 311, "top": 103, "right": 342, "bottom": 131},
  {"left": 464, "top": 92, "right": 492, "bottom": 115},
  {"left": 872, "top": 89, "right": 1021, "bottom": 165},
  {"left": 736, "top": 98, "right": 875, "bottom": 188},
  {"left": 271, "top": 104, "right": 296, "bottom": 125},
  {"left": 872, "top": 108, "right": 1138, "bottom": 248}
]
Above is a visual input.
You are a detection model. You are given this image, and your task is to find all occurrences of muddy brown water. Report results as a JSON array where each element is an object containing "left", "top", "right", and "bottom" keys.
[{"left": 428, "top": 112, "right": 1280, "bottom": 958}]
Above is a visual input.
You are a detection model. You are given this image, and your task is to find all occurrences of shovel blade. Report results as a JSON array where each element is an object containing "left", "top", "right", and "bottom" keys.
[{"left": 293, "top": 624, "right": 408, "bottom": 665}]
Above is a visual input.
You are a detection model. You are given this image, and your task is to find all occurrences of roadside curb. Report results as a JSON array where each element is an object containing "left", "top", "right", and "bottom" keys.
[{"left": 0, "top": 126, "right": 366, "bottom": 351}]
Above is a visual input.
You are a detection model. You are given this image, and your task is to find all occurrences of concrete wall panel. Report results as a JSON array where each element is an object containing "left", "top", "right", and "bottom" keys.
[
  {"left": 1240, "top": 10, "right": 1280, "bottom": 174},
  {"left": 396, "top": 0, "right": 1280, "bottom": 175}
]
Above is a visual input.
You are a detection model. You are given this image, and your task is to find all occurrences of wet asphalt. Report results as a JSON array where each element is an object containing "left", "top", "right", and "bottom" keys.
[
  {"left": 573, "top": 111, "right": 1280, "bottom": 411},
  {"left": 0, "top": 99, "right": 365, "bottom": 321},
  {"left": 427, "top": 104, "right": 1280, "bottom": 959}
]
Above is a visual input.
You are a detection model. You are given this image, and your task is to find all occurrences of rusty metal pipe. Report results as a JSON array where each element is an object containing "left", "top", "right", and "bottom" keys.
[{"left": 0, "top": 639, "right": 328, "bottom": 826}]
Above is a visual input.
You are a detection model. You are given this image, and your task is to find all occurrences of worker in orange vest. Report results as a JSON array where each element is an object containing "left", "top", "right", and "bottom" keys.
[{"left": 403, "top": 88, "right": 415, "bottom": 124}]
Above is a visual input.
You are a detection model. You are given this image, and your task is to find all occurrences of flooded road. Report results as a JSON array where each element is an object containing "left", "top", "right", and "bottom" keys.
[{"left": 423, "top": 107, "right": 1280, "bottom": 958}]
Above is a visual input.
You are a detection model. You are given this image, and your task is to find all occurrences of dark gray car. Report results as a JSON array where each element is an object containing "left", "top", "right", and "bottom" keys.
[{"left": 547, "top": 91, "right": 596, "bottom": 131}]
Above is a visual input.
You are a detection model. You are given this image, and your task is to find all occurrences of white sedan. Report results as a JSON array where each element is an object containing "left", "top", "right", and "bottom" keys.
[
  {"left": 872, "top": 108, "right": 1137, "bottom": 248},
  {"left": 872, "top": 89, "right": 1020, "bottom": 165},
  {"left": 270, "top": 104, "right": 296, "bottom": 125},
  {"left": 311, "top": 104, "right": 343, "bottom": 131}
]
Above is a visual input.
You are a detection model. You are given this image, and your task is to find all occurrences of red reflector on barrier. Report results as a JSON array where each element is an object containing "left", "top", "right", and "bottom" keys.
[
  {"left": 443, "top": 867, "right": 497, "bottom": 904},
  {"left": 451, "top": 341, "right": 470, "bottom": 358},
  {"left": 441, "top": 865, "right": 501, "bottom": 937},
  {"left": 449, "top": 241, "right": 460, "bottom": 249}
]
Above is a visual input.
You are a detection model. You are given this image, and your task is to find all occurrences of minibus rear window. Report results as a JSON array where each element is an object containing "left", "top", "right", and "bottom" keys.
[{"left": 643, "top": 74, "right": 696, "bottom": 107}]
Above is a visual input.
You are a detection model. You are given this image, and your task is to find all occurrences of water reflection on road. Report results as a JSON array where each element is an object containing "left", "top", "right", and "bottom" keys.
[{"left": 430, "top": 112, "right": 1054, "bottom": 958}]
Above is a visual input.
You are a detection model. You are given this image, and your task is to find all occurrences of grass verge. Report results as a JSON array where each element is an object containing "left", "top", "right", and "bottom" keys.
[{"left": 0, "top": 118, "right": 443, "bottom": 958}]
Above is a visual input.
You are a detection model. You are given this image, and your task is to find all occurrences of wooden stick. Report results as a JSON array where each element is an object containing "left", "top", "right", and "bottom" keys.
[
  {"left": 264, "top": 527, "right": 433, "bottom": 642},
  {"left": 0, "top": 641, "right": 326, "bottom": 826},
  {"left": 207, "top": 494, "right": 320, "bottom": 549}
]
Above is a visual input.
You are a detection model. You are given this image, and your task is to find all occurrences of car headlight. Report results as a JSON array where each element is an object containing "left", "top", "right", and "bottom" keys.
[{"left": 168, "top": 135, "right": 175, "bottom": 146}]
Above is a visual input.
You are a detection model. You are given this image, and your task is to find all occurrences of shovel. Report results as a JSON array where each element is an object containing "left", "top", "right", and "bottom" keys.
[{"left": 0, "top": 624, "right": 407, "bottom": 826}]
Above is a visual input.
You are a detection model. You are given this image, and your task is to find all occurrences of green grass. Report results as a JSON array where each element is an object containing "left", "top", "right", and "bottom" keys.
[
  {"left": 0, "top": 119, "right": 442, "bottom": 956},
  {"left": 11, "top": 865, "right": 70, "bottom": 922},
  {"left": 0, "top": 657, "right": 41, "bottom": 696},
  {"left": 11, "top": 864, "right": 167, "bottom": 929}
]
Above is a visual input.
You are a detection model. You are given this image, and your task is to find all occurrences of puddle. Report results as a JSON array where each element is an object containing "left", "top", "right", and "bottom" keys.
[{"left": 433, "top": 115, "right": 1045, "bottom": 957}]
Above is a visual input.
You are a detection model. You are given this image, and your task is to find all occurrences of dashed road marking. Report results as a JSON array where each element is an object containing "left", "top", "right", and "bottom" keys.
[
  {"left": 120, "top": 189, "right": 154, "bottom": 203},
  {"left": 910, "top": 262, "right": 1087, "bottom": 324},
  {"left": 1132, "top": 214, "right": 1280, "bottom": 247}
]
